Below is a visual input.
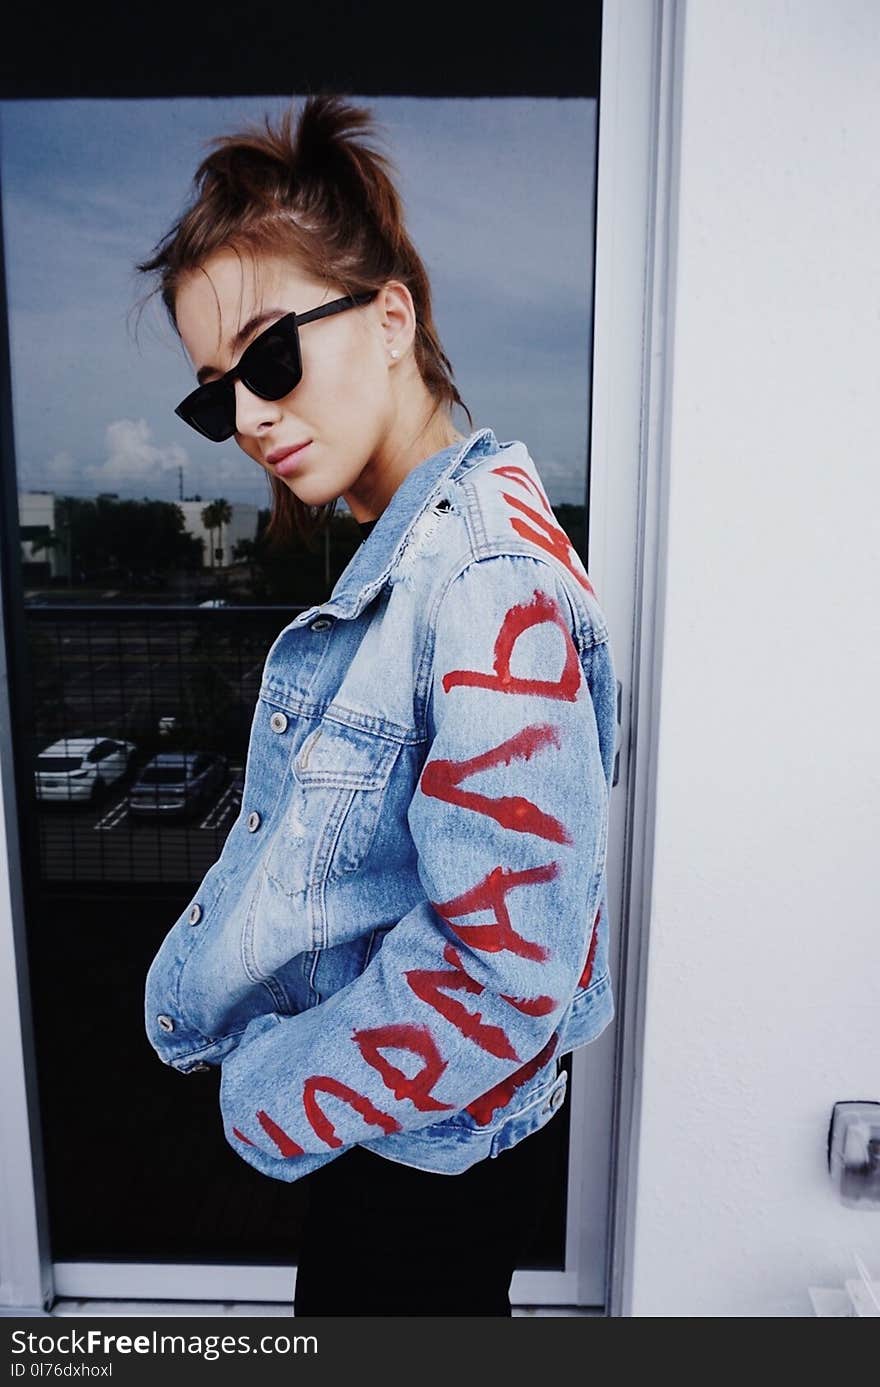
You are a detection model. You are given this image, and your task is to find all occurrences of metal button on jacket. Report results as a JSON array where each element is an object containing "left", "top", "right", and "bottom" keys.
[
  {"left": 247, "top": 810, "right": 261, "bottom": 832},
  {"left": 550, "top": 1085, "right": 565, "bottom": 1112},
  {"left": 157, "top": 1014, "right": 175, "bottom": 1032},
  {"left": 269, "top": 711, "right": 288, "bottom": 733},
  {"left": 309, "top": 616, "right": 333, "bottom": 631},
  {"left": 188, "top": 902, "right": 202, "bottom": 925},
  {"left": 187, "top": 1062, "right": 211, "bottom": 1073}
]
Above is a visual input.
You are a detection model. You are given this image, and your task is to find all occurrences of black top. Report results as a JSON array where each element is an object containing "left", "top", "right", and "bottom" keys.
[{"left": 358, "top": 518, "right": 379, "bottom": 540}]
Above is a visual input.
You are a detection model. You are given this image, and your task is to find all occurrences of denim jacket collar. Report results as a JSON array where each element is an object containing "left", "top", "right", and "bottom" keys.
[{"left": 300, "top": 426, "right": 500, "bottom": 623}]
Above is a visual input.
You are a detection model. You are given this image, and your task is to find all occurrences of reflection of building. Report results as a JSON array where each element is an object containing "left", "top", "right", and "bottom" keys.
[
  {"left": 19, "top": 491, "right": 62, "bottom": 579},
  {"left": 174, "top": 501, "right": 259, "bottom": 569}
]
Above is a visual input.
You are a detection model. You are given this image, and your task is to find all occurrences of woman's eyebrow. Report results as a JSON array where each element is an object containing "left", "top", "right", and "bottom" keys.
[{"left": 196, "top": 307, "right": 288, "bottom": 384}]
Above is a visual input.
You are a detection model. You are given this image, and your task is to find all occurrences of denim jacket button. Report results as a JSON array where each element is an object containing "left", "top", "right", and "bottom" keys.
[
  {"left": 247, "top": 810, "right": 261, "bottom": 832},
  {"left": 309, "top": 616, "right": 334, "bottom": 631},
  {"left": 187, "top": 1061, "right": 211, "bottom": 1073},
  {"left": 550, "top": 1086, "right": 565, "bottom": 1112},
  {"left": 187, "top": 902, "right": 202, "bottom": 925},
  {"left": 157, "top": 1014, "right": 175, "bottom": 1032},
  {"left": 269, "top": 711, "right": 288, "bottom": 733}
]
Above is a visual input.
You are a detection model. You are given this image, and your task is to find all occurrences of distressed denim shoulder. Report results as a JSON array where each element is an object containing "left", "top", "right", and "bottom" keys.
[{"left": 144, "top": 427, "right": 617, "bottom": 1182}]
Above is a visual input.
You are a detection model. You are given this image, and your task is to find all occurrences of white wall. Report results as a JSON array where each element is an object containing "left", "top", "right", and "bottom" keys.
[
  {"left": 629, "top": 0, "right": 880, "bottom": 1316},
  {"left": 18, "top": 492, "right": 60, "bottom": 576}
]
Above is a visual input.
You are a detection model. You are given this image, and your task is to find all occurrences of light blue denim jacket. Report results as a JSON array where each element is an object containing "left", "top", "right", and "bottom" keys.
[{"left": 144, "top": 427, "right": 617, "bottom": 1180}]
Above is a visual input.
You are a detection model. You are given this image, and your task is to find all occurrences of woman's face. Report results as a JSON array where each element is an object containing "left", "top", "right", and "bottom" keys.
[{"left": 173, "top": 248, "right": 404, "bottom": 508}]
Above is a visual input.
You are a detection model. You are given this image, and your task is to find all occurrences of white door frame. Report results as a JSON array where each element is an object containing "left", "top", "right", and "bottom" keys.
[
  {"left": 0, "top": 0, "right": 677, "bottom": 1313},
  {"left": 593, "top": 0, "right": 684, "bottom": 1318}
]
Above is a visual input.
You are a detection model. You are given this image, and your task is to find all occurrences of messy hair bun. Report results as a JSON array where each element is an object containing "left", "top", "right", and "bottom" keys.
[{"left": 134, "top": 93, "right": 472, "bottom": 546}]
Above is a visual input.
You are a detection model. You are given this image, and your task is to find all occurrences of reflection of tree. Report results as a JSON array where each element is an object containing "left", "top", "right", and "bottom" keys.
[
  {"left": 201, "top": 498, "right": 232, "bottom": 571},
  {"left": 22, "top": 493, "right": 589, "bottom": 604},
  {"left": 28, "top": 527, "right": 65, "bottom": 576},
  {"left": 27, "top": 495, "right": 202, "bottom": 583},
  {"left": 247, "top": 509, "right": 363, "bottom": 606}
]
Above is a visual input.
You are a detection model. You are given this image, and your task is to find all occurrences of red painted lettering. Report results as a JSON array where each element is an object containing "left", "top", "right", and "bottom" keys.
[
  {"left": 465, "top": 1032, "right": 560, "bottom": 1126},
  {"left": 432, "top": 861, "right": 559, "bottom": 961},
  {"left": 499, "top": 991, "right": 557, "bottom": 1017},
  {"left": 490, "top": 463, "right": 554, "bottom": 513},
  {"left": 303, "top": 1076, "right": 401, "bottom": 1148},
  {"left": 404, "top": 948, "right": 520, "bottom": 1061},
  {"left": 420, "top": 723, "right": 572, "bottom": 844},
  {"left": 576, "top": 904, "right": 601, "bottom": 990},
  {"left": 501, "top": 490, "right": 596, "bottom": 596},
  {"left": 255, "top": 1109, "right": 304, "bottom": 1157},
  {"left": 353, "top": 1022, "right": 456, "bottom": 1112},
  {"left": 442, "top": 588, "right": 582, "bottom": 702}
]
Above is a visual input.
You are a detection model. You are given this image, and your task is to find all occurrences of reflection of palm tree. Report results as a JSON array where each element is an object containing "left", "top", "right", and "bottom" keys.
[
  {"left": 232, "top": 538, "right": 256, "bottom": 586},
  {"left": 29, "top": 527, "right": 69, "bottom": 582},
  {"left": 201, "top": 498, "right": 232, "bottom": 570},
  {"left": 29, "top": 530, "right": 62, "bottom": 562}
]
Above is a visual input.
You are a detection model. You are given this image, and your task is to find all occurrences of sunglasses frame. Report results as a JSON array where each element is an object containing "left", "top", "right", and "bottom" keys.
[{"left": 174, "top": 290, "right": 379, "bottom": 442}]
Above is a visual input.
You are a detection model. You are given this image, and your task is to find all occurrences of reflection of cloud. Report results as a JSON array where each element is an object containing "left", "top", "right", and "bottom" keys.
[
  {"left": 85, "top": 419, "right": 266, "bottom": 503},
  {"left": 22, "top": 417, "right": 269, "bottom": 504},
  {"left": 82, "top": 418, "right": 188, "bottom": 490},
  {"left": 21, "top": 414, "right": 585, "bottom": 507},
  {"left": 43, "top": 450, "right": 78, "bottom": 486}
]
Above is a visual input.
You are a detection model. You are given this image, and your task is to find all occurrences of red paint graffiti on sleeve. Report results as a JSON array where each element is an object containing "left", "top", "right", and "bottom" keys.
[
  {"left": 256, "top": 1108, "right": 305, "bottom": 1157},
  {"left": 404, "top": 946, "right": 520, "bottom": 1061},
  {"left": 352, "top": 1021, "right": 457, "bottom": 1112},
  {"left": 576, "top": 904, "right": 602, "bottom": 990},
  {"left": 490, "top": 464, "right": 554, "bottom": 514},
  {"left": 431, "top": 861, "right": 559, "bottom": 962},
  {"left": 499, "top": 991, "right": 557, "bottom": 1017},
  {"left": 303, "top": 1076, "right": 401, "bottom": 1148},
  {"left": 500, "top": 490, "right": 596, "bottom": 596},
  {"left": 420, "top": 724, "right": 572, "bottom": 844},
  {"left": 442, "top": 588, "right": 583, "bottom": 702},
  {"left": 465, "top": 1032, "right": 560, "bottom": 1127}
]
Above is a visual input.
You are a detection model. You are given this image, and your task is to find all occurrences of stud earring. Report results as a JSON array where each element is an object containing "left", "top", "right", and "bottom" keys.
[{"left": 389, "top": 349, "right": 399, "bottom": 359}]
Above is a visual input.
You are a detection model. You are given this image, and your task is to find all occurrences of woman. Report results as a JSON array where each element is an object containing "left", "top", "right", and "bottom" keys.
[{"left": 138, "top": 94, "right": 617, "bottom": 1317}]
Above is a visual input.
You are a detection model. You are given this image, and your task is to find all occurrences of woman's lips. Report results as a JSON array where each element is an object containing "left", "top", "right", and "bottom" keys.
[
  {"left": 277, "top": 446, "right": 315, "bottom": 479},
  {"left": 274, "top": 443, "right": 315, "bottom": 477},
  {"left": 273, "top": 442, "right": 312, "bottom": 476}
]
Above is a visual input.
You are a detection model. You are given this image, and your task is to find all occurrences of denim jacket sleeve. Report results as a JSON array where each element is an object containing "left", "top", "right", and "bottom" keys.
[{"left": 218, "top": 550, "right": 611, "bottom": 1172}]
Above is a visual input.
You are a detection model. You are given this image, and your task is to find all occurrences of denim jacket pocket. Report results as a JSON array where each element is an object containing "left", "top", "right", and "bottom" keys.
[
  {"left": 288, "top": 718, "right": 402, "bottom": 881},
  {"left": 251, "top": 719, "right": 404, "bottom": 964}
]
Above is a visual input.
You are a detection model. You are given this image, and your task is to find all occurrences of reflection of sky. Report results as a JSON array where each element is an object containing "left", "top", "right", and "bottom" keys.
[{"left": 0, "top": 96, "right": 595, "bottom": 508}]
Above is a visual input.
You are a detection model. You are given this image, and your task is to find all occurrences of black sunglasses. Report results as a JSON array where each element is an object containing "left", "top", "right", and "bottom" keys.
[{"left": 174, "top": 290, "right": 379, "bottom": 442}]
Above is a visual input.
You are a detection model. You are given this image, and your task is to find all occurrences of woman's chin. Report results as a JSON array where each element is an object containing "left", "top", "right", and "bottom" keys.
[{"left": 282, "top": 477, "right": 339, "bottom": 508}]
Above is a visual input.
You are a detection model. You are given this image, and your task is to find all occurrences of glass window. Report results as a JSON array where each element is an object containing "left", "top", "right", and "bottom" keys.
[{"left": 1, "top": 90, "right": 598, "bottom": 1278}]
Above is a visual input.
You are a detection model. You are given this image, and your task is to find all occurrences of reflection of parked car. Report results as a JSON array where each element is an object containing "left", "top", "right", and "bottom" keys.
[
  {"left": 35, "top": 737, "right": 136, "bottom": 804},
  {"left": 127, "top": 752, "right": 228, "bottom": 820}
]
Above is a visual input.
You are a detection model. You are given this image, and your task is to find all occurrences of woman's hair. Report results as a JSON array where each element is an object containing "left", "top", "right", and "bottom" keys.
[{"left": 133, "top": 93, "right": 472, "bottom": 549}]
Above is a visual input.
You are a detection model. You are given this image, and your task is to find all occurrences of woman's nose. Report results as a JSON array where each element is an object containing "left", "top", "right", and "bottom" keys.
[{"left": 233, "top": 378, "right": 284, "bottom": 438}]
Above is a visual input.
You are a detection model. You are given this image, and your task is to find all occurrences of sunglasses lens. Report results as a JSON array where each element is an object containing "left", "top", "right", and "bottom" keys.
[
  {"left": 178, "top": 384, "right": 235, "bottom": 442},
  {"left": 241, "top": 323, "right": 302, "bottom": 400},
  {"left": 175, "top": 315, "right": 302, "bottom": 441}
]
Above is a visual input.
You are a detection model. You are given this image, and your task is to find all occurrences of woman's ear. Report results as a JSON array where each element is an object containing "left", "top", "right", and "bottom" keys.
[{"left": 377, "top": 281, "right": 416, "bottom": 359}]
